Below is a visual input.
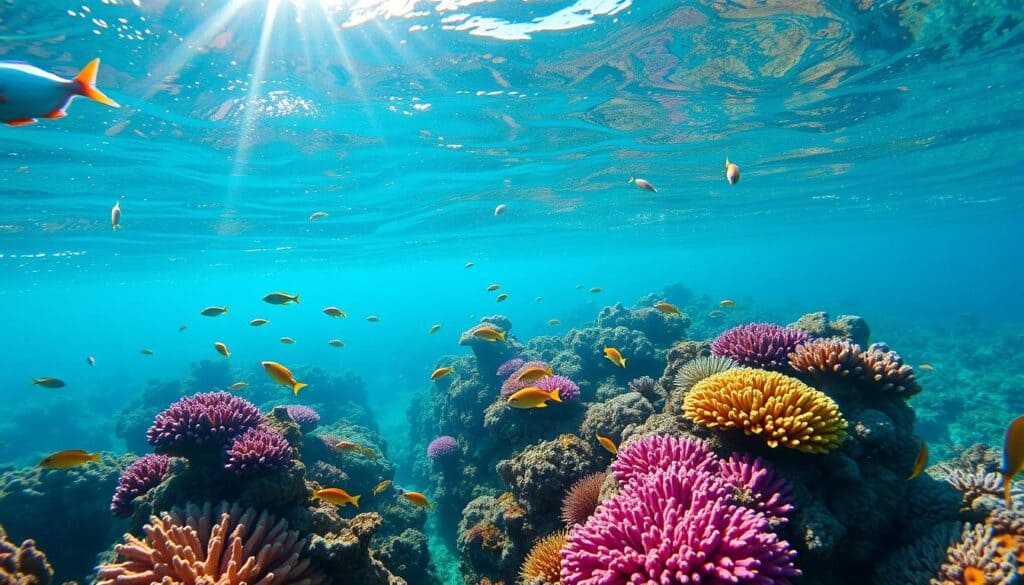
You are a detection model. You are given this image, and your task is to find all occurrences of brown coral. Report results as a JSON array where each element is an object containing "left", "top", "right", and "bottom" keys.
[
  {"left": 518, "top": 530, "right": 567, "bottom": 585},
  {"left": 683, "top": 369, "right": 848, "bottom": 454},
  {"left": 858, "top": 344, "right": 922, "bottom": 398},
  {"left": 96, "top": 501, "right": 326, "bottom": 585},
  {"left": 465, "top": 520, "right": 506, "bottom": 552},
  {"left": 0, "top": 525, "right": 52, "bottom": 585},
  {"left": 788, "top": 338, "right": 864, "bottom": 379},
  {"left": 560, "top": 473, "right": 605, "bottom": 526}
]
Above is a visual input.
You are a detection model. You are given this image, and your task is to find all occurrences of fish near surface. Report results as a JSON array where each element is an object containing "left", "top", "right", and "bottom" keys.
[{"left": 0, "top": 59, "right": 119, "bottom": 126}]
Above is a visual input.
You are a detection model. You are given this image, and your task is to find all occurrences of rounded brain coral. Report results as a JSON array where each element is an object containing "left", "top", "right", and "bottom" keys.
[
  {"left": 427, "top": 435, "right": 460, "bottom": 461},
  {"left": 683, "top": 369, "right": 848, "bottom": 454},
  {"left": 712, "top": 323, "right": 810, "bottom": 371},
  {"left": 96, "top": 501, "right": 326, "bottom": 585}
]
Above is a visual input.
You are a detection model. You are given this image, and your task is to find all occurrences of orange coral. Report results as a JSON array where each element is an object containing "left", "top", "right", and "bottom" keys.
[
  {"left": 683, "top": 369, "right": 848, "bottom": 454},
  {"left": 963, "top": 566, "right": 984, "bottom": 585},
  {"left": 96, "top": 501, "right": 325, "bottom": 585},
  {"left": 788, "top": 338, "right": 863, "bottom": 378},
  {"left": 519, "top": 530, "right": 567, "bottom": 585}
]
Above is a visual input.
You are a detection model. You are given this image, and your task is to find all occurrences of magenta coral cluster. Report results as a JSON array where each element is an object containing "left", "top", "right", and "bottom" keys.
[
  {"left": 721, "top": 453, "right": 795, "bottom": 523},
  {"left": 499, "top": 360, "right": 551, "bottom": 397},
  {"left": 496, "top": 358, "right": 526, "bottom": 377},
  {"left": 224, "top": 427, "right": 294, "bottom": 475},
  {"left": 712, "top": 323, "right": 811, "bottom": 371},
  {"left": 146, "top": 391, "right": 261, "bottom": 454},
  {"left": 283, "top": 404, "right": 320, "bottom": 432},
  {"left": 533, "top": 374, "right": 580, "bottom": 401},
  {"left": 110, "top": 454, "right": 173, "bottom": 517},
  {"left": 427, "top": 435, "right": 460, "bottom": 461},
  {"left": 610, "top": 434, "right": 718, "bottom": 486}
]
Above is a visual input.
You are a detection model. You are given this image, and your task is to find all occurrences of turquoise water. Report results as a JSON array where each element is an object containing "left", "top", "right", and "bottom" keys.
[{"left": 1, "top": 1, "right": 1023, "bottom": 583}]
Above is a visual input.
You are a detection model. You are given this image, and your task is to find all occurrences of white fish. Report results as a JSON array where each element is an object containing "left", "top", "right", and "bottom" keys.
[
  {"left": 629, "top": 177, "right": 657, "bottom": 192},
  {"left": 0, "top": 59, "right": 119, "bottom": 126},
  {"left": 494, "top": 204, "right": 507, "bottom": 216},
  {"left": 309, "top": 211, "right": 328, "bottom": 220}
]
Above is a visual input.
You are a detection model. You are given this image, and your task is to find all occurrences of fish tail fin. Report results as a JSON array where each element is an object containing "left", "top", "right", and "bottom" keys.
[
  {"left": 294, "top": 295, "right": 301, "bottom": 304},
  {"left": 292, "top": 382, "right": 308, "bottom": 396},
  {"left": 74, "top": 59, "right": 120, "bottom": 108},
  {"left": 427, "top": 501, "right": 434, "bottom": 510},
  {"left": 550, "top": 388, "right": 562, "bottom": 403},
  {"left": 30, "top": 379, "right": 37, "bottom": 385},
  {"left": 91, "top": 453, "right": 101, "bottom": 463},
  {"left": 725, "top": 155, "right": 730, "bottom": 167},
  {"left": 223, "top": 307, "right": 228, "bottom": 313},
  {"left": 352, "top": 495, "right": 361, "bottom": 508},
  {"left": 621, "top": 358, "right": 627, "bottom": 367},
  {"left": 1006, "top": 476, "right": 1014, "bottom": 509},
  {"left": 628, "top": 176, "right": 635, "bottom": 184}
]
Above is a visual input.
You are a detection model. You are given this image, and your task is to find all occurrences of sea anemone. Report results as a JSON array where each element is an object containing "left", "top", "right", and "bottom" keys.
[
  {"left": 496, "top": 358, "right": 526, "bottom": 377},
  {"left": 282, "top": 404, "right": 320, "bottom": 432},
  {"left": 146, "top": 391, "right": 261, "bottom": 454},
  {"left": 711, "top": 323, "right": 810, "bottom": 371},
  {"left": 96, "top": 501, "right": 326, "bottom": 585},
  {"left": 561, "top": 472, "right": 606, "bottom": 526},
  {"left": 427, "top": 435, "right": 460, "bottom": 461},
  {"left": 720, "top": 453, "right": 795, "bottom": 523},
  {"left": 683, "top": 369, "right": 848, "bottom": 454},
  {"left": 110, "top": 454, "right": 174, "bottom": 517},
  {"left": 560, "top": 462, "right": 800, "bottom": 585},
  {"left": 1, "top": 525, "right": 54, "bottom": 585},
  {"left": 674, "top": 354, "right": 739, "bottom": 393},
  {"left": 788, "top": 338, "right": 864, "bottom": 379},
  {"left": 223, "top": 427, "right": 294, "bottom": 475},
  {"left": 534, "top": 374, "right": 581, "bottom": 401},
  {"left": 520, "top": 530, "right": 567, "bottom": 585},
  {"left": 859, "top": 343, "right": 922, "bottom": 398},
  {"left": 610, "top": 434, "right": 717, "bottom": 486},
  {"left": 931, "top": 523, "right": 1015, "bottom": 585}
]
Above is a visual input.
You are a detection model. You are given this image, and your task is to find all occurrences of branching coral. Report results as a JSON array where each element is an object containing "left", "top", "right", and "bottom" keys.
[
  {"left": 858, "top": 343, "right": 922, "bottom": 398},
  {"left": 942, "top": 466, "right": 1004, "bottom": 510},
  {"left": 96, "top": 501, "right": 326, "bottom": 585},
  {"left": 533, "top": 375, "right": 580, "bottom": 401},
  {"left": 610, "top": 434, "right": 717, "bottom": 486},
  {"left": 519, "top": 530, "right": 567, "bottom": 585},
  {"left": 931, "top": 523, "right": 1015, "bottom": 585},
  {"left": 788, "top": 338, "right": 864, "bottom": 379},
  {"left": 146, "top": 391, "right": 262, "bottom": 454},
  {"left": 673, "top": 354, "right": 738, "bottom": 393},
  {"left": 683, "top": 369, "right": 848, "bottom": 454},
  {"left": 110, "top": 453, "right": 173, "bottom": 517},
  {"left": 721, "top": 453, "right": 795, "bottom": 523},
  {"left": 1, "top": 525, "right": 53, "bottom": 585},
  {"left": 711, "top": 323, "right": 810, "bottom": 371},
  {"left": 223, "top": 427, "right": 294, "bottom": 475},
  {"left": 560, "top": 473, "right": 606, "bottom": 526}
]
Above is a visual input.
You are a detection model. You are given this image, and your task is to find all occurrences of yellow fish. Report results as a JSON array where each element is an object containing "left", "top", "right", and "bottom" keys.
[
  {"left": 473, "top": 327, "right": 506, "bottom": 342},
  {"left": 918, "top": 364, "right": 935, "bottom": 372},
  {"left": 589, "top": 287, "right": 602, "bottom": 294},
  {"left": 201, "top": 306, "right": 228, "bottom": 317},
  {"left": 39, "top": 449, "right": 100, "bottom": 469},
  {"left": 402, "top": 491, "right": 433, "bottom": 510},
  {"left": 361, "top": 447, "right": 379, "bottom": 459},
  {"left": 487, "top": 284, "right": 501, "bottom": 292},
  {"left": 373, "top": 480, "right": 393, "bottom": 495},
  {"left": 229, "top": 382, "right": 248, "bottom": 390},
  {"left": 725, "top": 157, "right": 740, "bottom": 185},
  {"left": 263, "top": 292, "right": 300, "bottom": 305},
  {"left": 496, "top": 293, "right": 509, "bottom": 302},
  {"left": 516, "top": 366, "right": 553, "bottom": 383},
  {"left": 507, "top": 386, "right": 561, "bottom": 409},
  {"left": 1002, "top": 415, "right": 1024, "bottom": 508},
  {"left": 328, "top": 339, "right": 345, "bottom": 347},
  {"left": 323, "top": 307, "right": 348, "bottom": 318},
  {"left": 213, "top": 342, "right": 230, "bottom": 358},
  {"left": 250, "top": 318, "right": 269, "bottom": 327},
  {"left": 604, "top": 347, "right": 627, "bottom": 368},
  {"left": 31, "top": 377, "right": 66, "bottom": 389},
  {"left": 280, "top": 337, "right": 296, "bottom": 344},
  {"left": 366, "top": 315, "right": 380, "bottom": 322},
  {"left": 261, "top": 361, "right": 307, "bottom": 396},
  {"left": 334, "top": 441, "right": 360, "bottom": 453},
  {"left": 907, "top": 440, "right": 928, "bottom": 480},
  {"left": 720, "top": 300, "right": 736, "bottom": 308},
  {"left": 596, "top": 435, "right": 618, "bottom": 455},
  {"left": 653, "top": 302, "right": 681, "bottom": 315},
  {"left": 431, "top": 367, "right": 454, "bottom": 381},
  {"left": 429, "top": 324, "right": 442, "bottom": 334},
  {"left": 548, "top": 319, "right": 561, "bottom": 326},
  {"left": 313, "top": 487, "right": 360, "bottom": 508},
  {"left": 140, "top": 348, "right": 154, "bottom": 356}
]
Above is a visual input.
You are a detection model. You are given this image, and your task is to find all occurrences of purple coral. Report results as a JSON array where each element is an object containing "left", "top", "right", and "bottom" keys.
[
  {"left": 499, "top": 360, "right": 552, "bottom": 397},
  {"left": 283, "top": 405, "right": 320, "bottom": 432},
  {"left": 610, "top": 434, "right": 718, "bottom": 486},
  {"left": 721, "top": 453, "right": 795, "bottom": 523},
  {"left": 560, "top": 462, "right": 801, "bottom": 585},
  {"left": 146, "top": 391, "right": 261, "bottom": 454},
  {"left": 534, "top": 375, "right": 580, "bottom": 401},
  {"left": 224, "top": 427, "right": 294, "bottom": 475},
  {"left": 110, "top": 454, "right": 173, "bottom": 517},
  {"left": 496, "top": 358, "right": 526, "bottom": 377},
  {"left": 627, "top": 375, "right": 656, "bottom": 394},
  {"left": 712, "top": 323, "right": 811, "bottom": 371},
  {"left": 427, "top": 435, "right": 460, "bottom": 461}
]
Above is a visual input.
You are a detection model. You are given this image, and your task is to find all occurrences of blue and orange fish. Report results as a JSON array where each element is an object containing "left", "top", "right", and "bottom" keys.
[{"left": 0, "top": 59, "right": 119, "bottom": 126}]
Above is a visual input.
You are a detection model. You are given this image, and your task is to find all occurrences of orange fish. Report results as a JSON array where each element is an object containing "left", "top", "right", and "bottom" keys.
[
  {"left": 213, "top": 342, "right": 230, "bottom": 358},
  {"left": 653, "top": 302, "right": 681, "bottom": 315},
  {"left": 629, "top": 177, "right": 657, "bottom": 192},
  {"left": 261, "top": 361, "right": 307, "bottom": 396},
  {"left": 596, "top": 435, "right": 618, "bottom": 455},
  {"left": 334, "top": 441, "right": 360, "bottom": 453},
  {"left": 907, "top": 441, "right": 928, "bottom": 480},
  {"left": 373, "top": 480, "right": 392, "bottom": 495},
  {"left": 111, "top": 202, "right": 121, "bottom": 230},
  {"left": 516, "top": 365, "right": 553, "bottom": 383},
  {"left": 431, "top": 367, "right": 454, "bottom": 381},
  {"left": 604, "top": 347, "right": 626, "bottom": 368},
  {"left": 473, "top": 327, "right": 506, "bottom": 342},
  {"left": 1002, "top": 415, "right": 1024, "bottom": 508},
  {"left": 402, "top": 491, "right": 433, "bottom": 510},
  {"left": 725, "top": 158, "right": 740, "bottom": 185},
  {"left": 323, "top": 307, "right": 348, "bottom": 318},
  {"left": 39, "top": 449, "right": 100, "bottom": 469},
  {"left": 0, "top": 59, "right": 119, "bottom": 127},
  {"left": 313, "top": 487, "right": 360, "bottom": 508},
  {"left": 507, "top": 386, "right": 561, "bottom": 409}
]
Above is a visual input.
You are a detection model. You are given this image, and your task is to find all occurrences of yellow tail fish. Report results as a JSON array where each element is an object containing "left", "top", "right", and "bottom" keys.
[{"left": 261, "top": 361, "right": 307, "bottom": 396}]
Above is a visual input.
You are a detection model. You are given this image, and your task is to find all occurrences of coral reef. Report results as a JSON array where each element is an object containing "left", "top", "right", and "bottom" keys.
[
  {"left": 146, "top": 391, "right": 261, "bottom": 456},
  {"left": 721, "top": 453, "right": 796, "bottom": 523},
  {"left": 533, "top": 374, "right": 580, "bottom": 402},
  {"left": 711, "top": 323, "right": 811, "bottom": 371},
  {"left": 789, "top": 312, "right": 870, "bottom": 347},
  {"left": 457, "top": 493, "right": 533, "bottom": 584},
  {"left": 788, "top": 338, "right": 864, "bottom": 380},
  {"left": 596, "top": 299, "right": 690, "bottom": 347},
  {"left": 578, "top": 392, "right": 654, "bottom": 447},
  {"left": 110, "top": 453, "right": 173, "bottom": 517},
  {"left": 427, "top": 435, "right": 460, "bottom": 462},
  {"left": 610, "top": 434, "right": 717, "bottom": 486},
  {"left": 224, "top": 426, "right": 294, "bottom": 475},
  {"left": 284, "top": 404, "right": 321, "bottom": 432},
  {"left": 459, "top": 316, "right": 520, "bottom": 379},
  {"left": 931, "top": 523, "right": 1016, "bottom": 585},
  {"left": 0, "top": 525, "right": 53, "bottom": 585},
  {"left": 560, "top": 473, "right": 605, "bottom": 527},
  {"left": 874, "top": 522, "right": 964, "bottom": 585},
  {"left": 858, "top": 343, "right": 923, "bottom": 398},
  {"left": 519, "top": 530, "right": 567, "bottom": 585},
  {"left": 683, "top": 369, "right": 848, "bottom": 453}
]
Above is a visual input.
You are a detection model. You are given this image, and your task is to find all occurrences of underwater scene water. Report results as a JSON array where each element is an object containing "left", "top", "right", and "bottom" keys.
[{"left": 2, "top": 0, "right": 1024, "bottom": 583}]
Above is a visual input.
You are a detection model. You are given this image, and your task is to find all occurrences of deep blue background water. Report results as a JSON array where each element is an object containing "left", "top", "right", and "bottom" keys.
[{"left": 0, "top": 0, "right": 1022, "bottom": 483}]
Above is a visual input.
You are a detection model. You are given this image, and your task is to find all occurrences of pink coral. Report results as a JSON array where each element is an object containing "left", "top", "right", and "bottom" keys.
[
  {"left": 146, "top": 391, "right": 261, "bottom": 455},
  {"left": 721, "top": 453, "right": 795, "bottom": 523},
  {"left": 610, "top": 434, "right": 717, "bottom": 486},
  {"left": 712, "top": 323, "right": 811, "bottom": 371},
  {"left": 223, "top": 427, "right": 293, "bottom": 475},
  {"left": 110, "top": 454, "right": 173, "bottom": 517}
]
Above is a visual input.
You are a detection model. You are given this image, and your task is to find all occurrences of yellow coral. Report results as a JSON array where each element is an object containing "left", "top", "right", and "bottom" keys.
[
  {"left": 683, "top": 369, "right": 848, "bottom": 454},
  {"left": 519, "top": 530, "right": 567, "bottom": 585}
]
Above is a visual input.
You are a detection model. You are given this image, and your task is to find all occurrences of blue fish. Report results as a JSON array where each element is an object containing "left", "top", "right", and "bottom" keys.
[{"left": 0, "top": 58, "right": 119, "bottom": 126}]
